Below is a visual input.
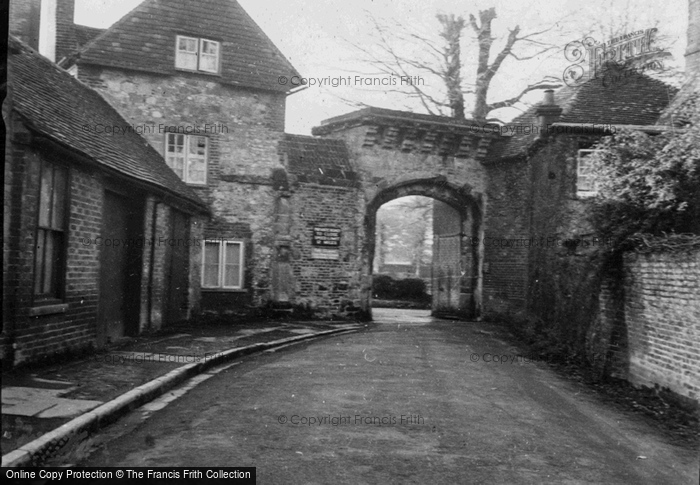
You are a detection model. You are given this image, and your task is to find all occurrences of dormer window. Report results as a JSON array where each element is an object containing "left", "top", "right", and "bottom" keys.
[{"left": 175, "top": 35, "right": 220, "bottom": 73}]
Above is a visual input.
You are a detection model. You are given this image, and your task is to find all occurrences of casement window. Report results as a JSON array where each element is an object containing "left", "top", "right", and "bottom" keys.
[
  {"left": 202, "top": 240, "right": 244, "bottom": 289},
  {"left": 576, "top": 149, "right": 601, "bottom": 197},
  {"left": 165, "top": 133, "right": 207, "bottom": 185},
  {"left": 175, "top": 35, "right": 220, "bottom": 73},
  {"left": 35, "top": 160, "right": 68, "bottom": 299}
]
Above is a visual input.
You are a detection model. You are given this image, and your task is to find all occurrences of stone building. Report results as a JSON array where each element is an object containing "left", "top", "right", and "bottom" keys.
[
  {"left": 3, "top": 35, "right": 209, "bottom": 367},
  {"left": 7, "top": 0, "right": 696, "bottom": 391},
  {"left": 52, "top": 0, "right": 498, "bottom": 319},
  {"left": 55, "top": 0, "right": 306, "bottom": 316}
]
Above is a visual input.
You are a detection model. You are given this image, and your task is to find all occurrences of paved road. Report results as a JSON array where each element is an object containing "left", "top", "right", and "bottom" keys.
[{"left": 78, "top": 309, "right": 698, "bottom": 484}]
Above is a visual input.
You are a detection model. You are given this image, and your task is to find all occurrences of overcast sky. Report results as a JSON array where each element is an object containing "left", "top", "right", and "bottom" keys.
[{"left": 74, "top": 0, "right": 689, "bottom": 134}]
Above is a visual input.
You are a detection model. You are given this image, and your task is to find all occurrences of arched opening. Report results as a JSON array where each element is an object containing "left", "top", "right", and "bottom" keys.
[
  {"left": 362, "top": 179, "right": 483, "bottom": 320},
  {"left": 373, "top": 196, "right": 434, "bottom": 310}
]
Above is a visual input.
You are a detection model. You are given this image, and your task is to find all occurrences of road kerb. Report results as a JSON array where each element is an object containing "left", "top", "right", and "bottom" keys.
[{"left": 1, "top": 326, "right": 361, "bottom": 467}]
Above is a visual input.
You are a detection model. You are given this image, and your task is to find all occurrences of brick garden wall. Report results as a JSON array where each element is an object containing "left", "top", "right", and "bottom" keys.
[{"left": 595, "top": 249, "right": 700, "bottom": 404}]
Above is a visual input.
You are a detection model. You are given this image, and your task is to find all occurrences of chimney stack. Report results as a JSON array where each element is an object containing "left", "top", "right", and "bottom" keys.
[
  {"left": 55, "top": 0, "right": 77, "bottom": 62},
  {"left": 9, "top": 0, "right": 42, "bottom": 50},
  {"left": 535, "top": 89, "right": 562, "bottom": 137},
  {"left": 9, "top": 0, "right": 75, "bottom": 63}
]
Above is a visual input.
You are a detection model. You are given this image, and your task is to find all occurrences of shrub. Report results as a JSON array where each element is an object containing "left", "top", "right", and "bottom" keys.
[
  {"left": 372, "top": 275, "right": 427, "bottom": 300},
  {"left": 394, "top": 278, "right": 427, "bottom": 299},
  {"left": 372, "top": 274, "right": 396, "bottom": 299}
]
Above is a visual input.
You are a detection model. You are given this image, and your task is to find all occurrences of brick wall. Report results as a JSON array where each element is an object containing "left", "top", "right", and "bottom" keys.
[
  {"left": 482, "top": 158, "right": 532, "bottom": 314},
  {"left": 5, "top": 143, "right": 104, "bottom": 366},
  {"left": 55, "top": 0, "right": 76, "bottom": 62},
  {"left": 597, "top": 249, "right": 700, "bottom": 404}
]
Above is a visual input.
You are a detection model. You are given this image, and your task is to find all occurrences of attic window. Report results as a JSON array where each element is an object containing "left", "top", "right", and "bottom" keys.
[
  {"left": 175, "top": 35, "right": 220, "bottom": 73},
  {"left": 576, "top": 149, "right": 601, "bottom": 197}
]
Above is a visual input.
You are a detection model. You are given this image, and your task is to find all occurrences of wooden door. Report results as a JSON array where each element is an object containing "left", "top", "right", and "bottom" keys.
[
  {"left": 98, "top": 191, "right": 143, "bottom": 346},
  {"left": 165, "top": 209, "right": 190, "bottom": 325}
]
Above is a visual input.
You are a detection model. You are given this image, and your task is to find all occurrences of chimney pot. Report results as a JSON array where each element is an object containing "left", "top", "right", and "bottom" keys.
[{"left": 544, "top": 89, "right": 555, "bottom": 105}]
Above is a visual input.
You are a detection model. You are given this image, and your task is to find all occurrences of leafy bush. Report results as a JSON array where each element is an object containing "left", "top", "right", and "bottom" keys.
[
  {"left": 589, "top": 92, "right": 700, "bottom": 246},
  {"left": 394, "top": 278, "right": 427, "bottom": 299},
  {"left": 372, "top": 274, "right": 396, "bottom": 299}
]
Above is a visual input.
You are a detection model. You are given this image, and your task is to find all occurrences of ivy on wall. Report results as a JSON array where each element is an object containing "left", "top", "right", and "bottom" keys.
[{"left": 589, "top": 93, "right": 700, "bottom": 251}]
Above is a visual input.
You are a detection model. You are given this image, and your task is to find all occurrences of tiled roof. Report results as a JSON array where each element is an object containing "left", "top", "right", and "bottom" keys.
[
  {"left": 72, "top": 24, "right": 105, "bottom": 48},
  {"left": 489, "top": 72, "right": 678, "bottom": 161},
  {"left": 280, "top": 135, "right": 359, "bottom": 188},
  {"left": 70, "top": 0, "right": 300, "bottom": 94},
  {"left": 658, "top": 72, "right": 699, "bottom": 126},
  {"left": 9, "top": 36, "right": 208, "bottom": 213}
]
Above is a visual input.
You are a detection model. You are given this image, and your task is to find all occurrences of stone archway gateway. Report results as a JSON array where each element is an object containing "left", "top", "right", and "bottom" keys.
[
  {"left": 311, "top": 107, "right": 495, "bottom": 319},
  {"left": 365, "top": 179, "right": 483, "bottom": 318}
]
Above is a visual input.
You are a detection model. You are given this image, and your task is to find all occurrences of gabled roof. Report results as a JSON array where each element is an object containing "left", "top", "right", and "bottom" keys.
[
  {"left": 489, "top": 72, "right": 678, "bottom": 161},
  {"left": 8, "top": 36, "right": 208, "bottom": 214},
  {"left": 69, "top": 0, "right": 300, "bottom": 94},
  {"left": 280, "top": 135, "right": 359, "bottom": 188}
]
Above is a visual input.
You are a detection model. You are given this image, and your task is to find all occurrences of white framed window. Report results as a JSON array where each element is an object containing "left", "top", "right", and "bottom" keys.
[
  {"left": 202, "top": 240, "right": 244, "bottom": 289},
  {"left": 165, "top": 133, "right": 207, "bottom": 185},
  {"left": 175, "top": 35, "right": 220, "bottom": 73},
  {"left": 577, "top": 149, "right": 601, "bottom": 197}
]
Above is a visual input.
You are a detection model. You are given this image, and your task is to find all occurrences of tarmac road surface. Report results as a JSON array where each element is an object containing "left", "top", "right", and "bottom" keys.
[{"left": 77, "top": 309, "right": 698, "bottom": 484}]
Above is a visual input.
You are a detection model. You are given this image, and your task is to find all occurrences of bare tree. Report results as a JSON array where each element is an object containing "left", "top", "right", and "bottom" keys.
[{"left": 347, "top": 7, "right": 565, "bottom": 121}]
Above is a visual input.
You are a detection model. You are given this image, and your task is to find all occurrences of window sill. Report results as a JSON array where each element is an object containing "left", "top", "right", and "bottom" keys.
[
  {"left": 29, "top": 303, "right": 69, "bottom": 316},
  {"left": 174, "top": 67, "right": 222, "bottom": 77},
  {"left": 202, "top": 288, "right": 247, "bottom": 293}
]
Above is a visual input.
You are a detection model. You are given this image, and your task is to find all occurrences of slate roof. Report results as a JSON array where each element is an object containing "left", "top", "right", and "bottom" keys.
[
  {"left": 280, "top": 135, "right": 359, "bottom": 188},
  {"left": 68, "top": 0, "right": 300, "bottom": 94},
  {"left": 9, "top": 36, "right": 208, "bottom": 214},
  {"left": 489, "top": 72, "right": 678, "bottom": 161}
]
